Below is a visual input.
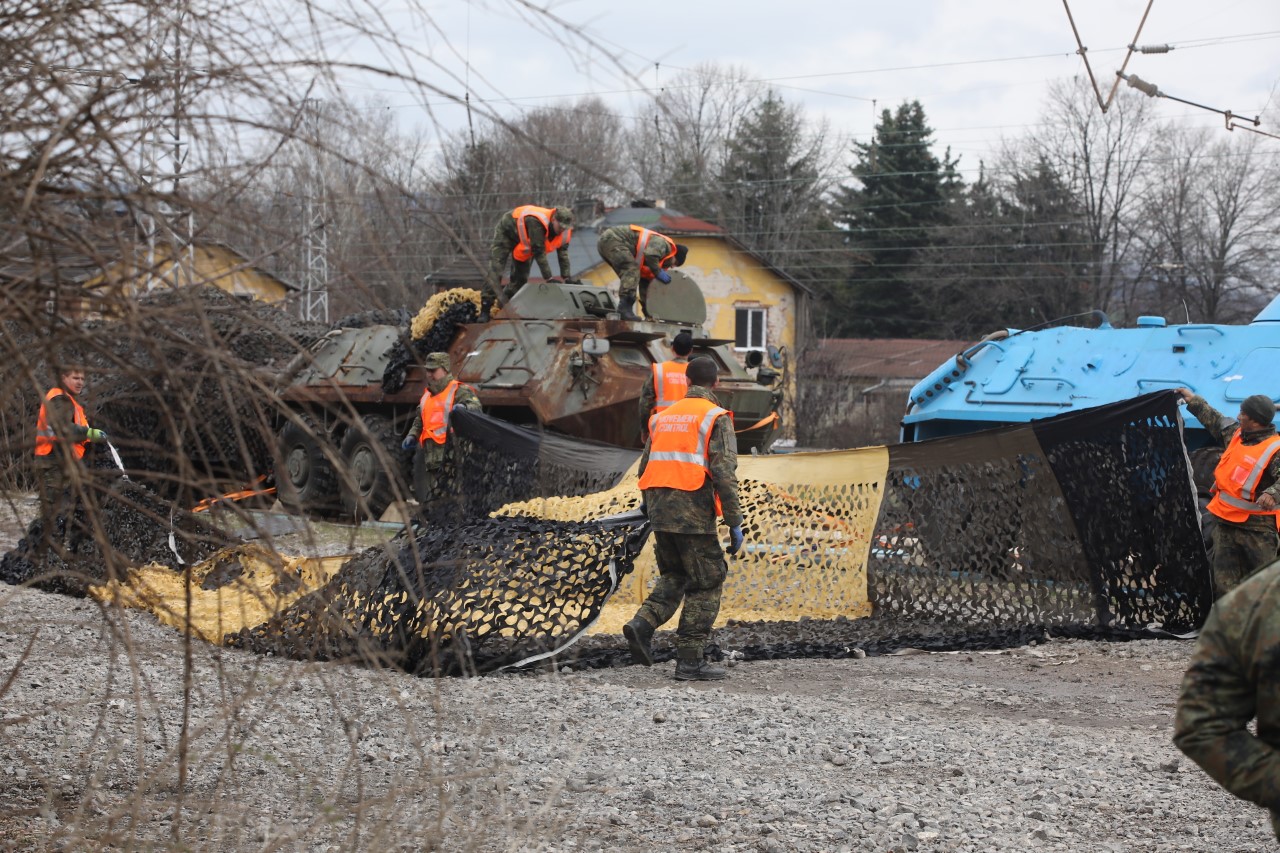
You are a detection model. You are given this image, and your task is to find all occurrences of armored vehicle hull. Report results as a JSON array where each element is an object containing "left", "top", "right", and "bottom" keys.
[{"left": 277, "top": 277, "right": 783, "bottom": 518}]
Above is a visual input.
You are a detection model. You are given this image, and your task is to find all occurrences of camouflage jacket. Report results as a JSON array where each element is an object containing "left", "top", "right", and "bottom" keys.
[
  {"left": 638, "top": 385, "right": 743, "bottom": 533},
  {"left": 404, "top": 376, "right": 482, "bottom": 449},
  {"left": 1175, "top": 561, "right": 1280, "bottom": 839},
  {"left": 494, "top": 211, "right": 571, "bottom": 281},
  {"left": 1186, "top": 394, "right": 1280, "bottom": 531},
  {"left": 598, "top": 225, "right": 675, "bottom": 277}
]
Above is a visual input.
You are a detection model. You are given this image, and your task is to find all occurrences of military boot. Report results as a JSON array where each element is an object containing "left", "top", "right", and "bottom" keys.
[
  {"left": 622, "top": 617, "right": 655, "bottom": 666},
  {"left": 617, "top": 294, "right": 640, "bottom": 321},
  {"left": 674, "top": 649, "right": 727, "bottom": 681}
]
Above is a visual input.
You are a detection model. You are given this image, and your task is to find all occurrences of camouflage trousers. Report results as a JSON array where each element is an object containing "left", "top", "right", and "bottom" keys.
[
  {"left": 596, "top": 231, "right": 647, "bottom": 299},
  {"left": 34, "top": 461, "right": 83, "bottom": 553},
  {"left": 1211, "top": 521, "right": 1279, "bottom": 598},
  {"left": 634, "top": 531, "right": 727, "bottom": 656},
  {"left": 412, "top": 445, "right": 464, "bottom": 524},
  {"left": 484, "top": 228, "right": 531, "bottom": 302}
]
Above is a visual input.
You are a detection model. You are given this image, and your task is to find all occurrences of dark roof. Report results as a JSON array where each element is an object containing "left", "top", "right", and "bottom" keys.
[{"left": 806, "top": 338, "right": 969, "bottom": 380}]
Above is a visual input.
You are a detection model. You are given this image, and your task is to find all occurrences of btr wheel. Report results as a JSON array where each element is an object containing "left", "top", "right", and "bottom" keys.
[
  {"left": 276, "top": 414, "right": 339, "bottom": 513},
  {"left": 339, "top": 415, "right": 408, "bottom": 520}
]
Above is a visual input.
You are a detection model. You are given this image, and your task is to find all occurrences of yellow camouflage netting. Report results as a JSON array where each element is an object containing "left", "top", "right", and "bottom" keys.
[
  {"left": 91, "top": 544, "right": 350, "bottom": 643},
  {"left": 93, "top": 448, "right": 889, "bottom": 644},
  {"left": 410, "top": 288, "right": 482, "bottom": 341}
]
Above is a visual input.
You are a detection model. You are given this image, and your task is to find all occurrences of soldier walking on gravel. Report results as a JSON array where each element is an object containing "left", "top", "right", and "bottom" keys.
[
  {"left": 595, "top": 224, "right": 688, "bottom": 321},
  {"left": 1177, "top": 388, "right": 1280, "bottom": 597},
  {"left": 623, "top": 356, "right": 744, "bottom": 681},
  {"left": 33, "top": 363, "right": 109, "bottom": 551},
  {"left": 401, "top": 352, "right": 481, "bottom": 519},
  {"left": 1175, "top": 558, "right": 1280, "bottom": 841},
  {"left": 482, "top": 205, "right": 576, "bottom": 312}
]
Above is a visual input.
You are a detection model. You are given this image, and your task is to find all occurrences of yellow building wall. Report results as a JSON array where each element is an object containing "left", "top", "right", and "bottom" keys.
[
  {"left": 581, "top": 235, "right": 800, "bottom": 439},
  {"left": 88, "top": 244, "right": 290, "bottom": 304}
]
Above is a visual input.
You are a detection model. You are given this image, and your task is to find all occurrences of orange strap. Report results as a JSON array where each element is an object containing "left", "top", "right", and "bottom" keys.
[{"left": 734, "top": 411, "right": 779, "bottom": 434}]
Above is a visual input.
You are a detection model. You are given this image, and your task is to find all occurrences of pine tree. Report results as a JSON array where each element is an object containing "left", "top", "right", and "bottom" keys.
[{"left": 833, "top": 100, "right": 959, "bottom": 338}]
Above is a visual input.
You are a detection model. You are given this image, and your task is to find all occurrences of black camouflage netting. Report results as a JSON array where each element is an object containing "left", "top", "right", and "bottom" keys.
[
  {"left": 869, "top": 392, "right": 1211, "bottom": 636},
  {"left": 0, "top": 462, "right": 228, "bottom": 595},
  {"left": 447, "top": 410, "right": 640, "bottom": 519},
  {"left": 381, "top": 301, "right": 478, "bottom": 393},
  {"left": 230, "top": 392, "right": 1212, "bottom": 676},
  {"left": 229, "top": 513, "right": 649, "bottom": 675}
]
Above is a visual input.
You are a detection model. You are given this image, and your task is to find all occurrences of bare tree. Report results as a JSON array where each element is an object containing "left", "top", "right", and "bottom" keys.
[
  {"left": 1010, "top": 76, "right": 1158, "bottom": 320},
  {"left": 1139, "top": 125, "right": 1280, "bottom": 322}
]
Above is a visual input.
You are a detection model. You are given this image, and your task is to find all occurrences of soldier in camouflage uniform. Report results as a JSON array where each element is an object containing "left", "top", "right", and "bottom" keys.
[
  {"left": 622, "top": 356, "right": 744, "bottom": 681},
  {"left": 402, "top": 352, "right": 482, "bottom": 520},
  {"left": 1178, "top": 389, "right": 1280, "bottom": 597},
  {"left": 595, "top": 224, "right": 688, "bottom": 320},
  {"left": 483, "top": 206, "right": 576, "bottom": 307},
  {"left": 1175, "top": 558, "right": 1280, "bottom": 841},
  {"left": 33, "top": 364, "right": 109, "bottom": 553}
]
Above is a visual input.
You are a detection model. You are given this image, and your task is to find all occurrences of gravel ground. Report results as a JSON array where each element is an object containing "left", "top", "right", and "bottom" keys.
[{"left": 0, "top": 496, "right": 1273, "bottom": 852}]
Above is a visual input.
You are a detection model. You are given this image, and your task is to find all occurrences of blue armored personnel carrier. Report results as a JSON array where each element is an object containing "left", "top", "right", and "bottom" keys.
[{"left": 901, "top": 294, "right": 1280, "bottom": 450}]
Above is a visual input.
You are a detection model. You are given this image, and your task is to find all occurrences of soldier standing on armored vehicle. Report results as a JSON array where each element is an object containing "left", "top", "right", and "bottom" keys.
[
  {"left": 483, "top": 205, "right": 576, "bottom": 316},
  {"left": 401, "top": 352, "right": 481, "bottom": 518},
  {"left": 596, "top": 224, "right": 688, "bottom": 321},
  {"left": 1177, "top": 388, "right": 1280, "bottom": 597}
]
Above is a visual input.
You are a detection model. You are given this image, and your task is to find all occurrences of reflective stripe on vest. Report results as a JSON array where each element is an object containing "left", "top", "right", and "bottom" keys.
[
  {"left": 629, "top": 224, "right": 676, "bottom": 279},
  {"left": 1207, "top": 431, "right": 1280, "bottom": 522},
  {"left": 638, "top": 396, "right": 728, "bottom": 493},
  {"left": 418, "top": 380, "right": 462, "bottom": 445},
  {"left": 34, "top": 387, "right": 88, "bottom": 459},
  {"left": 511, "top": 206, "right": 570, "bottom": 263},
  {"left": 651, "top": 361, "right": 689, "bottom": 414}
]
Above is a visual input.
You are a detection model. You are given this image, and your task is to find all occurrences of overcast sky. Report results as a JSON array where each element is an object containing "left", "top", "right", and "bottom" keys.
[{"left": 334, "top": 0, "right": 1279, "bottom": 177}]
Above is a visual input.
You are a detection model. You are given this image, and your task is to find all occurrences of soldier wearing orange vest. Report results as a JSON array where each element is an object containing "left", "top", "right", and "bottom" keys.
[
  {"left": 1178, "top": 388, "right": 1280, "bottom": 597},
  {"left": 483, "top": 205, "right": 576, "bottom": 308},
  {"left": 596, "top": 224, "right": 689, "bottom": 320},
  {"left": 402, "top": 352, "right": 481, "bottom": 516},
  {"left": 33, "top": 365, "right": 109, "bottom": 543},
  {"left": 623, "top": 356, "right": 744, "bottom": 681},
  {"left": 638, "top": 330, "right": 694, "bottom": 430}
]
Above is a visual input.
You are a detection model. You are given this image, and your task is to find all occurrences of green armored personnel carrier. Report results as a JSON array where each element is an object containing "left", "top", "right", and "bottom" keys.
[{"left": 277, "top": 274, "right": 784, "bottom": 518}]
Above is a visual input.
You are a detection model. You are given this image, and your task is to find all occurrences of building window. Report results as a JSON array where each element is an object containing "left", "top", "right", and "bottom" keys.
[{"left": 735, "top": 306, "right": 766, "bottom": 351}]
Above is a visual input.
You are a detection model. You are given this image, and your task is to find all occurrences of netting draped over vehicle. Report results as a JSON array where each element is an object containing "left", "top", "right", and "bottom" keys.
[{"left": 79, "top": 391, "right": 1212, "bottom": 673}]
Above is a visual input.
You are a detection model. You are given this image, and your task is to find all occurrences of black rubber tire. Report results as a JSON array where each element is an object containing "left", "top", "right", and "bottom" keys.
[
  {"left": 276, "top": 414, "right": 339, "bottom": 513},
  {"left": 339, "top": 415, "right": 408, "bottom": 520}
]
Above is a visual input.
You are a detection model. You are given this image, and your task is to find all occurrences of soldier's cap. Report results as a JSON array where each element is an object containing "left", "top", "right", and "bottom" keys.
[
  {"left": 553, "top": 208, "right": 575, "bottom": 227},
  {"left": 673, "top": 244, "right": 689, "bottom": 267},
  {"left": 1241, "top": 394, "right": 1276, "bottom": 426},
  {"left": 423, "top": 352, "right": 451, "bottom": 371}
]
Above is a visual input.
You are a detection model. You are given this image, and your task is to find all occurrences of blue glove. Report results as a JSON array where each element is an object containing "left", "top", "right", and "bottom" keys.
[
  {"left": 86, "top": 428, "right": 108, "bottom": 443},
  {"left": 452, "top": 404, "right": 466, "bottom": 412},
  {"left": 401, "top": 435, "right": 416, "bottom": 450},
  {"left": 654, "top": 269, "right": 672, "bottom": 284},
  {"left": 727, "top": 525, "right": 744, "bottom": 556}
]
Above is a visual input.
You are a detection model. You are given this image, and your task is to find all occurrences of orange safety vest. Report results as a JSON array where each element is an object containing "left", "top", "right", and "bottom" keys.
[
  {"left": 417, "top": 380, "right": 471, "bottom": 445},
  {"left": 638, "top": 395, "right": 730, "bottom": 515},
  {"left": 34, "top": 387, "right": 88, "bottom": 460},
  {"left": 1207, "top": 431, "right": 1280, "bottom": 523},
  {"left": 629, "top": 224, "right": 676, "bottom": 279},
  {"left": 651, "top": 360, "right": 689, "bottom": 415},
  {"left": 511, "top": 205, "right": 571, "bottom": 262}
]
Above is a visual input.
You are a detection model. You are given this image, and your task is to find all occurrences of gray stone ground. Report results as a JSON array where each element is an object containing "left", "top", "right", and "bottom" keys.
[{"left": 0, "top": 494, "right": 1273, "bottom": 852}]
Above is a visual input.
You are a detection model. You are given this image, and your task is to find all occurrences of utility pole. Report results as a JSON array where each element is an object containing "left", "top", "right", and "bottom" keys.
[
  {"left": 138, "top": 2, "right": 194, "bottom": 293},
  {"left": 300, "top": 98, "right": 330, "bottom": 323}
]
